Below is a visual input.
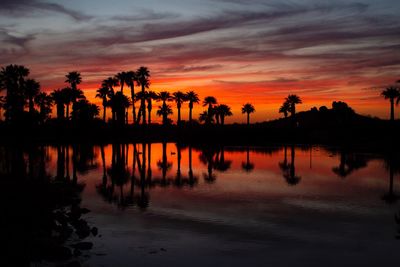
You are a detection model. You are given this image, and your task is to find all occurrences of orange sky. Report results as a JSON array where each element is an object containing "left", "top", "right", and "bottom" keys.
[{"left": 1, "top": 0, "right": 399, "bottom": 123}]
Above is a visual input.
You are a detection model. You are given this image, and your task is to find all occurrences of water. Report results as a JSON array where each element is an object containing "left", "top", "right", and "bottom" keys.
[{"left": 2, "top": 144, "right": 400, "bottom": 266}]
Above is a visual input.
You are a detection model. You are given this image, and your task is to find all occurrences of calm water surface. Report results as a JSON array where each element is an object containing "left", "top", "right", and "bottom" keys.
[{"left": 21, "top": 144, "right": 400, "bottom": 266}]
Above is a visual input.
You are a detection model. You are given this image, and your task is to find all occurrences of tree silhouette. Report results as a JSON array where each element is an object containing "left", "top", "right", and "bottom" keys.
[
  {"left": 71, "top": 99, "right": 100, "bottom": 122},
  {"left": 125, "top": 71, "right": 137, "bottom": 124},
  {"left": 215, "top": 104, "right": 232, "bottom": 125},
  {"left": 242, "top": 147, "right": 254, "bottom": 172},
  {"left": 136, "top": 66, "right": 150, "bottom": 125},
  {"left": 24, "top": 79, "right": 40, "bottom": 117},
  {"left": 0, "top": 64, "right": 30, "bottom": 121},
  {"left": 186, "top": 91, "right": 199, "bottom": 123},
  {"left": 241, "top": 103, "right": 255, "bottom": 125},
  {"left": 156, "top": 104, "right": 173, "bottom": 125},
  {"left": 108, "top": 92, "right": 130, "bottom": 125},
  {"left": 65, "top": 71, "right": 81, "bottom": 91},
  {"left": 51, "top": 89, "right": 65, "bottom": 120},
  {"left": 283, "top": 145, "right": 301, "bottom": 185},
  {"left": 60, "top": 87, "right": 73, "bottom": 119},
  {"left": 96, "top": 85, "right": 109, "bottom": 122},
  {"left": 34, "top": 92, "right": 53, "bottom": 123},
  {"left": 115, "top": 71, "right": 128, "bottom": 94},
  {"left": 285, "top": 94, "right": 302, "bottom": 118},
  {"left": 172, "top": 91, "right": 187, "bottom": 126},
  {"left": 157, "top": 91, "right": 173, "bottom": 125},
  {"left": 146, "top": 91, "right": 158, "bottom": 124},
  {"left": 102, "top": 77, "right": 119, "bottom": 122},
  {"left": 0, "top": 96, "right": 5, "bottom": 120},
  {"left": 202, "top": 96, "right": 217, "bottom": 124},
  {"left": 381, "top": 86, "right": 400, "bottom": 122},
  {"left": 279, "top": 101, "right": 290, "bottom": 118},
  {"left": 199, "top": 111, "right": 214, "bottom": 124}
]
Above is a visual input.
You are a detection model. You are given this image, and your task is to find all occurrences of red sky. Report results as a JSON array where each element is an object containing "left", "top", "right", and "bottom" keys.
[{"left": 1, "top": 0, "right": 399, "bottom": 123}]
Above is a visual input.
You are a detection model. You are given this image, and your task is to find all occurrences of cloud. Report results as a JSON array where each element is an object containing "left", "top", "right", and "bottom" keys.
[{"left": 0, "top": 0, "right": 91, "bottom": 21}]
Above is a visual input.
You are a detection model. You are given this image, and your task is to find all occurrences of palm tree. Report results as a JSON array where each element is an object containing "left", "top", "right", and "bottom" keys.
[
  {"left": 186, "top": 91, "right": 199, "bottom": 123},
  {"left": 65, "top": 71, "right": 81, "bottom": 91},
  {"left": 241, "top": 103, "right": 255, "bottom": 125},
  {"left": 199, "top": 111, "right": 213, "bottom": 124},
  {"left": 96, "top": 86, "right": 109, "bottom": 122},
  {"left": 279, "top": 101, "right": 290, "bottom": 118},
  {"left": 108, "top": 92, "right": 130, "bottom": 125},
  {"left": 215, "top": 104, "right": 232, "bottom": 125},
  {"left": 382, "top": 86, "right": 400, "bottom": 121},
  {"left": 0, "top": 96, "right": 5, "bottom": 120},
  {"left": 283, "top": 145, "right": 301, "bottom": 186},
  {"left": 156, "top": 104, "right": 173, "bottom": 125},
  {"left": 115, "top": 71, "right": 128, "bottom": 94},
  {"left": 172, "top": 91, "right": 187, "bottom": 125},
  {"left": 34, "top": 92, "right": 53, "bottom": 123},
  {"left": 51, "top": 89, "right": 65, "bottom": 119},
  {"left": 24, "top": 78, "right": 40, "bottom": 116},
  {"left": 0, "top": 64, "right": 30, "bottom": 121},
  {"left": 146, "top": 91, "right": 158, "bottom": 124},
  {"left": 242, "top": 147, "right": 254, "bottom": 172},
  {"left": 102, "top": 77, "right": 119, "bottom": 122},
  {"left": 136, "top": 66, "right": 150, "bottom": 125},
  {"left": 125, "top": 71, "right": 137, "bottom": 124},
  {"left": 61, "top": 87, "right": 73, "bottom": 119},
  {"left": 285, "top": 94, "right": 302, "bottom": 117},
  {"left": 202, "top": 96, "right": 217, "bottom": 124}
]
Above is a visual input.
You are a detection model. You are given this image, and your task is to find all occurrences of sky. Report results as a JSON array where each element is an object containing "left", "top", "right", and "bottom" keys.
[{"left": 1, "top": 0, "right": 400, "bottom": 123}]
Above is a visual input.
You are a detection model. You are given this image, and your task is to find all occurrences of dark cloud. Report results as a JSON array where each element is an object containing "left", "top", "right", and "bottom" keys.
[{"left": 0, "top": 0, "right": 91, "bottom": 21}]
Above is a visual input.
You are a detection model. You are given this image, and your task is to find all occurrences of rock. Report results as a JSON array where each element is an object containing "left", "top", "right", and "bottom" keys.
[{"left": 71, "top": 242, "right": 93, "bottom": 250}]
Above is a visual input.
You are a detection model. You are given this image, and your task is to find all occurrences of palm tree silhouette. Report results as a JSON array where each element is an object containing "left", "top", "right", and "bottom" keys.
[
  {"left": 186, "top": 91, "right": 199, "bottom": 123},
  {"left": 382, "top": 154, "right": 399, "bottom": 204},
  {"left": 242, "top": 147, "right": 254, "bottom": 172},
  {"left": 102, "top": 77, "right": 119, "bottom": 123},
  {"left": 157, "top": 91, "right": 173, "bottom": 125},
  {"left": 285, "top": 94, "right": 302, "bottom": 118},
  {"left": 172, "top": 91, "right": 187, "bottom": 126},
  {"left": 24, "top": 79, "right": 40, "bottom": 116},
  {"left": 34, "top": 92, "right": 53, "bottom": 123},
  {"left": 0, "top": 64, "right": 30, "bottom": 121},
  {"left": 51, "top": 89, "right": 65, "bottom": 120},
  {"left": 96, "top": 85, "right": 109, "bottom": 122},
  {"left": 0, "top": 96, "right": 5, "bottom": 120},
  {"left": 125, "top": 71, "right": 137, "bottom": 124},
  {"left": 156, "top": 104, "right": 173, "bottom": 125},
  {"left": 241, "top": 103, "right": 255, "bottom": 125},
  {"left": 136, "top": 66, "right": 150, "bottom": 125},
  {"left": 60, "top": 87, "right": 73, "bottom": 119},
  {"left": 203, "top": 96, "right": 217, "bottom": 124},
  {"left": 215, "top": 104, "right": 232, "bottom": 125},
  {"left": 381, "top": 86, "right": 400, "bottom": 122},
  {"left": 65, "top": 71, "right": 81, "bottom": 91},
  {"left": 146, "top": 91, "right": 157, "bottom": 124},
  {"left": 199, "top": 111, "right": 213, "bottom": 124},
  {"left": 283, "top": 145, "right": 301, "bottom": 186},
  {"left": 115, "top": 71, "right": 128, "bottom": 94},
  {"left": 279, "top": 101, "right": 290, "bottom": 118},
  {"left": 108, "top": 92, "right": 130, "bottom": 125}
]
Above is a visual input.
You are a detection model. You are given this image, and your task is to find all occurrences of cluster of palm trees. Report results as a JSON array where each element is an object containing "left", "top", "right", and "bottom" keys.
[
  {"left": 0, "top": 65, "right": 99, "bottom": 123},
  {"left": 381, "top": 81, "right": 400, "bottom": 122},
  {"left": 278, "top": 94, "right": 302, "bottom": 119}
]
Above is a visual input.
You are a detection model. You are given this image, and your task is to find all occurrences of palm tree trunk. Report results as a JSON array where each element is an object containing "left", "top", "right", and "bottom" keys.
[
  {"left": 148, "top": 108, "right": 151, "bottom": 124},
  {"left": 141, "top": 85, "right": 146, "bottom": 124},
  {"left": 189, "top": 107, "right": 193, "bottom": 122},
  {"left": 247, "top": 113, "right": 250, "bottom": 126},
  {"left": 221, "top": 115, "right": 225, "bottom": 126},
  {"left": 390, "top": 98, "right": 395, "bottom": 121},
  {"left": 131, "top": 85, "right": 136, "bottom": 124},
  {"left": 103, "top": 105, "right": 106, "bottom": 122},
  {"left": 177, "top": 107, "right": 181, "bottom": 125}
]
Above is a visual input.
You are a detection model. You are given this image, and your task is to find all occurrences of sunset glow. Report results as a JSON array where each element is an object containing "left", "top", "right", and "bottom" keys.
[{"left": 1, "top": 0, "right": 399, "bottom": 122}]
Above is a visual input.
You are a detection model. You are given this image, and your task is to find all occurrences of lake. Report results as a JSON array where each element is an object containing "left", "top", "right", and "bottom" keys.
[{"left": 1, "top": 143, "right": 400, "bottom": 266}]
